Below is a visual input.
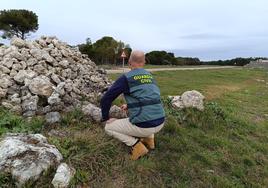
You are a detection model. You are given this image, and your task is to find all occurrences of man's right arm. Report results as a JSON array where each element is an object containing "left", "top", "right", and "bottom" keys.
[{"left": 100, "top": 75, "right": 129, "bottom": 122}]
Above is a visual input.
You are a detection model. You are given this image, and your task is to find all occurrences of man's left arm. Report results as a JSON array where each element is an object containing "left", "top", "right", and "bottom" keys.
[{"left": 100, "top": 75, "right": 129, "bottom": 122}]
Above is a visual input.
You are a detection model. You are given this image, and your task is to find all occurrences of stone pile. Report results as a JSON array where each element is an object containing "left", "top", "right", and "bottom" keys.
[{"left": 0, "top": 36, "right": 111, "bottom": 118}]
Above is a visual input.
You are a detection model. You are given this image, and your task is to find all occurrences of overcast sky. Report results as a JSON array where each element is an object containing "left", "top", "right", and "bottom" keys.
[{"left": 1, "top": 0, "right": 268, "bottom": 60}]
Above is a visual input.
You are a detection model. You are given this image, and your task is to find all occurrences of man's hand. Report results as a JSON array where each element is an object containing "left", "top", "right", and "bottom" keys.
[
  {"left": 106, "top": 118, "right": 117, "bottom": 124},
  {"left": 120, "top": 104, "right": 128, "bottom": 111}
]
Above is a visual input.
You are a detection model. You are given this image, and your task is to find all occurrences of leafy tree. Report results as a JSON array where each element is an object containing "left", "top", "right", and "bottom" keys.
[
  {"left": 123, "top": 46, "right": 132, "bottom": 59},
  {"left": 78, "top": 36, "right": 131, "bottom": 65},
  {"left": 94, "top": 36, "right": 118, "bottom": 64},
  {"left": 79, "top": 38, "right": 96, "bottom": 58},
  {"left": 146, "top": 51, "right": 177, "bottom": 65},
  {"left": 0, "top": 9, "right": 38, "bottom": 39},
  {"left": 146, "top": 51, "right": 202, "bottom": 65}
]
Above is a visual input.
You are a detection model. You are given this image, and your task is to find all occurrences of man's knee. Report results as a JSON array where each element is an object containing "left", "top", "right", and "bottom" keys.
[
  {"left": 104, "top": 123, "right": 111, "bottom": 134},
  {"left": 104, "top": 122, "right": 116, "bottom": 136}
]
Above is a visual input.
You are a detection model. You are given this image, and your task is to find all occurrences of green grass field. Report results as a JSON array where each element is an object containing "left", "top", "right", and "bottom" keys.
[{"left": 1, "top": 68, "right": 268, "bottom": 187}]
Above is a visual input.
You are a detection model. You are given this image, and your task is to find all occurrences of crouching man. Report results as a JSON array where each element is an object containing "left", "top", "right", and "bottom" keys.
[{"left": 100, "top": 50, "right": 165, "bottom": 160}]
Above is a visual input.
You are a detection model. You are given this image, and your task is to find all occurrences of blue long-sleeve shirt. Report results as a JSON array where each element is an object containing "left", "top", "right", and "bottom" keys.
[{"left": 100, "top": 74, "right": 165, "bottom": 128}]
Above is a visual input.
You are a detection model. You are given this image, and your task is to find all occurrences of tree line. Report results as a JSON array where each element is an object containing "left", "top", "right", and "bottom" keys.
[
  {"left": 0, "top": 9, "right": 266, "bottom": 66},
  {"left": 202, "top": 57, "right": 268, "bottom": 66},
  {"left": 144, "top": 51, "right": 266, "bottom": 66}
]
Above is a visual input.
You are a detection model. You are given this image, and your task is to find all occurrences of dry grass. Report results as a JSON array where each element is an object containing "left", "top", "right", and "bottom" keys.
[{"left": 205, "top": 84, "right": 242, "bottom": 100}]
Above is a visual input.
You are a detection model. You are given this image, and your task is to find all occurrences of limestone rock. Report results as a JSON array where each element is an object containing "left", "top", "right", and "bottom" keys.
[
  {"left": 12, "top": 63, "right": 23, "bottom": 71},
  {"left": 10, "top": 93, "right": 21, "bottom": 104},
  {"left": 14, "top": 70, "right": 37, "bottom": 84},
  {"left": 0, "top": 65, "right": 11, "bottom": 74},
  {"left": 45, "top": 112, "right": 61, "bottom": 124},
  {"left": 10, "top": 105, "right": 23, "bottom": 114},
  {"left": 52, "top": 163, "right": 75, "bottom": 188},
  {"left": 10, "top": 69, "right": 18, "bottom": 77},
  {"left": 171, "top": 96, "right": 184, "bottom": 109},
  {"left": 90, "top": 75, "right": 103, "bottom": 83},
  {"left": 33, "top": 64, "right": 46, "bottom": 74},
  {"left": 181, "top": 90, "right": 205, "bottom": 110},
  {"left": 1, "top": 101, "right": 13, "bottom": 109},
  {"left": 59, "top": 60, "right": 69, "bottom": 68},
  {"left": 9, "top": 51, "right": 24, "bottom": 61},
  {"left": 51, "top": 74, "right": 61, "bottom": 84},
  {"left": 0, "top": 74, "right": 12, "bottom": 89},
  {"left": 38, "top": 105, "right": 52, "bottom": 115},
  {"left": 0, "top": 88, "right": 7, "bottom": 98},
  {"left": 0, "top": 133, "right": 63, "bottom": 187},
  {"left": 110, "top": 105, "right": 128, "bottom": 118},
  {"left": 82, "top": 103, "right": 127, "bottom": 122},
  {"left": 82, "top": 103, "right": 102, "bottom": 122},
  {"left": 4, "top": 46, "right": 17, "bottom": 56},
  {"left": 42, "top": 51, "right": 54, "bottom": 63},
  {"left": 10, "top": 37, "right": 26, "bottom": 48},
  {"left": 21, "top": 95, "right": 39, "bottom": 116},
  {"left": 27, "top": 58, "right": 38, "bottom": 66},
  {"left": 54, "top": 82, "right": 65, "bottom": 96},
  {"left": 171, "top": 90, "right": 205, "bottom": 111},
  {"left": 48, "top": 93, "right": 61, "bottom": 105},
  {"left": 2, "top": 57, "right": 14, "bottom": 68},
  {"left": 1, "top": 100, "right": 22, "bottom": 113},
  {"left": 29, "top": 76, "right": 54, "bottom": 96},
  {"left": 30, "top": 48, "right": 43, "bottom": 60}
]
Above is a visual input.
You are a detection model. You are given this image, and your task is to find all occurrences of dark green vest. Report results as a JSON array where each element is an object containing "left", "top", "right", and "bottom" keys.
[{"left": 124, "top": 68, "right": 165, "bottom": 124}]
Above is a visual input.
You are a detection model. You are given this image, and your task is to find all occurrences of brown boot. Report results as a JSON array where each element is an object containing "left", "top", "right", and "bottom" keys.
[
  {"left": 130, "top": 141, "right": 149, "bottom": 160},
  {"left": 141, "top": 137, "right": 155, "bottom": 150}
]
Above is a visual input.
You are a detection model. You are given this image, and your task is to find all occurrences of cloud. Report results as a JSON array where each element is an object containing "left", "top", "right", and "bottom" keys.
[
  {"left": 1, "top": 0, "right": 268, "bottom": 60},
  {"left": 179, "top": 33, "right": 233, "bottom": 40},
  {"left": 173, "top": 43, "right": 268, "bottom": 61}
]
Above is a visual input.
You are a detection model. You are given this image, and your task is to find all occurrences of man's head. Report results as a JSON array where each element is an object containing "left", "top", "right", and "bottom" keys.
[{"left": 128, "top": 50, "right": 146, "bottom": 69}]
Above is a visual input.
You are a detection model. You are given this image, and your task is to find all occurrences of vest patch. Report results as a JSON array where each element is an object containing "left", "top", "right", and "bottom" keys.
[
  {"left": 128, "top": 74, "right": 156, "bottom": 88},
  {"left": 133, "top": 74, "right": 153, "bottom": 84}
]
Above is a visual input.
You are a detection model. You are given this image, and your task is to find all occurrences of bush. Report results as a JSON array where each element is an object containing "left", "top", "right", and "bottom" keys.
[{"left": 146, "top": 51, "right": 177, "bottom": 65}]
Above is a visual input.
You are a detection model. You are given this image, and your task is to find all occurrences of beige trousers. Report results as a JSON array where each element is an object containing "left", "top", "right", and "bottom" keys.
[{"left": 105, "top": 118, "right": 164, "bottom": 146}]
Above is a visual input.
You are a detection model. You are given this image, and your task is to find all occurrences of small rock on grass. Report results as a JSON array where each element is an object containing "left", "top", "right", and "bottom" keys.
[
  {"left": 52, "top": 163, "right": 75, "bottom": 188},
  {"left": 0, "top": 133, "right": 62, "bottom": 187},
  {"left": 171, "top": 90, "right": 205, "bottom": 111},
  {"left": 46, "top": 111, "right": 61, "bottom": 124}
]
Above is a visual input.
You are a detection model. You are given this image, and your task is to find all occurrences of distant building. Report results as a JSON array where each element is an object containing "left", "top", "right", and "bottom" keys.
[
  {"left": 246, "top": 59, "right": 268, "bottom": 69},
  {"left": 256, "top": 59, "right": 268, "bottom": 63}
]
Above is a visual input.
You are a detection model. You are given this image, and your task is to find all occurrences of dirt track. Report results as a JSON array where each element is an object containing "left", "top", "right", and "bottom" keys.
[{"left": 106, "top": 66, "right": 239, "bottom": 74}]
